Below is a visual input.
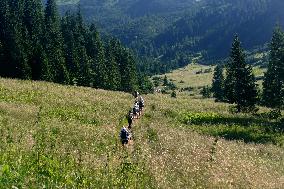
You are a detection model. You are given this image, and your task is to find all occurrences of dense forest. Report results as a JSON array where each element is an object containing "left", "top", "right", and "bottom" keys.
[
  {"left": 1, "top": 0, "right": 284, "bottom": 89},
  {"left": 0, "top": 0, "right": 153, "bottom": 93},
  {"left": 57, "top": 0, "right": 284, "bottom": 75}
]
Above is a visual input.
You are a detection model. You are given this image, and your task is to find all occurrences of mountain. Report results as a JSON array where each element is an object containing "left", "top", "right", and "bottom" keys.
[{"left": 57, "top": 0, "right": 284, "bottom": 73}]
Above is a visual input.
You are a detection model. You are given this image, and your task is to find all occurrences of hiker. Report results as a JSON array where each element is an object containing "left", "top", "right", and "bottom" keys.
[
  {"left": 133, "top": 91, "right": 139, "bottom": 98},
  {"left": 133, "top": 105, "right": 138, "bottom": 119},
  {"left": 127, "top": 110, "right": 134, "bottom": 129},
  {"left": 120, "top": 126, "right": 130, "bottom": 145},
  {"left": 134, "top": 101, "right": 140, "bottom": 117},
  {"left": 138, "top": 95, "right": 144, "bottom": 114}
]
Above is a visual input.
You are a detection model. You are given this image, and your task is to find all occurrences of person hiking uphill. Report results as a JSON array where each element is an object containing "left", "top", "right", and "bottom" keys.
[
  {"left": 120, "top": 126, "right": 130, "bottom": 146},
  {"left": 138, "top": 95, "right": 145, "bottom": 115},
  {"left": 127, "top": 110, "right": 134, "bottom": 130},
  {"left": 133, "top": 91, "right": 139, "bottom": 99},
  {"left": 133, "top": 101, "right": 140, "bottom": 118}
]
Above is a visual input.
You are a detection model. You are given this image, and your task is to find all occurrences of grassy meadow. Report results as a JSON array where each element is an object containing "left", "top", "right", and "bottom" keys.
[{"left": 0, "top": 64, "right": 283, "bottom": 188}]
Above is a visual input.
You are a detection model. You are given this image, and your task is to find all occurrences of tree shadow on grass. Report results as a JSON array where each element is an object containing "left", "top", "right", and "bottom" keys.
[
  {"left": 182, "top": 114, "right": 283, "bottom": 145},
  {"left": 210, "top": 126, "right": 282, "bottom": 145}
]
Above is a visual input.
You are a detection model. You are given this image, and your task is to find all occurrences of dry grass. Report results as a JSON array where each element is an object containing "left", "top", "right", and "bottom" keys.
[
  {"left": 0, "top": 77, "right": 283, "bottom": 188},
  {"left": 162, "top": 64, "right": 214, "bottom": 89},
  {"left": 156, "top": 63, "right": 266, "bottom": 91}
]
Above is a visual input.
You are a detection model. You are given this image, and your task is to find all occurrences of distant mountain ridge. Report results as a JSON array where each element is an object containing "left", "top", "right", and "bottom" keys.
[{"left": 57, "top": 0, "right": 284, "bottom": 73}]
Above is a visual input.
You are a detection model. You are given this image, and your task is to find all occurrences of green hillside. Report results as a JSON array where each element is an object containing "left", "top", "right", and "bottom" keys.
[
  {"left": 1, "top": 75, "right": 283, "bottom": 188},
  {"left": 56, "top": 0, "right": 284, "bottom": 74}
]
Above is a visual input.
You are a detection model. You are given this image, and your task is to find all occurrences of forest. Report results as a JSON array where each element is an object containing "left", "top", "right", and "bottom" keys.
[
  {"left": 0, "top": 0, "right": 153, "bottom": 93},
  {"left": 57, "top": 0, "right": 284, "bottom": 75}
]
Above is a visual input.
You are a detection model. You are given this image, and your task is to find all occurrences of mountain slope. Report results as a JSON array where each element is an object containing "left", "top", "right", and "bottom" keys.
[
  {"left": 152, "top": 0, "right": 284, "bottom": 59},
  {"left": 56, "top": 0, "right": 284, "bottom": 74},
  {"left": 0, "top": 77, "right": 283, "bottom": 188}
]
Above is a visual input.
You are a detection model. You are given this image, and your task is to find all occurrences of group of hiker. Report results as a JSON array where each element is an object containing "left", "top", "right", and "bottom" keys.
[{"left": 120, "top": 91, "right": 145, "bottom": 146}]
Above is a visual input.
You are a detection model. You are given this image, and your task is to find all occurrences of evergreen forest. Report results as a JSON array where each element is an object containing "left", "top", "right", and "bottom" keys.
[{"left": 0, "top": 0, "right": 153, "bottom": 93}]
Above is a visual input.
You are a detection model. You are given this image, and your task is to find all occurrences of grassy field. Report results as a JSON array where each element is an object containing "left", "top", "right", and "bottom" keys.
[
  {"left": 0, "top": 74, "right": 283, "bottom": 188},
  {"left": 158, "top": 63, "right": 266, "bottom": 92},
  {"left": 57, "top": 0, "right": 80, "bottom": 5}
]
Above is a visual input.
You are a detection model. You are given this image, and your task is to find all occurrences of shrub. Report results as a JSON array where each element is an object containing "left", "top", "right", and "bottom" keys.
[
  {"left": 171, "top": 91, "right": 177, "bottom": 98},
  {"left": 181, "top": 87, "right": 194, "bottom": 92},
  {"left": 200, "top": 86, "right": 212, "bottom": 98},
  {"left": 167, "top": 82, "right": 177, "bottom": 90},
  {"left": 181, "top": 112, "right": 222, "bottom": 125}
]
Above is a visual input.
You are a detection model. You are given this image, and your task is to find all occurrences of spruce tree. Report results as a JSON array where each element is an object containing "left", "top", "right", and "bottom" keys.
[
  {"left": 44, "top": 0, "right": 69, "bottom": 84},
  {"left": 0, "top": 0, "right": 31, "bottom": 79},
  {"left": 163, "top": 75, "right": 168, "bottom": 86},
  {"left": 74, "top": 10, "right": 91, "bottom": 86},
  {"left": 85, "top": 24, "right": 108, "bottom": 89},
  {"left": 138, "top": 73, "right": 153, "bottom": 94},
  {"left": 212, "top": 65, "right": 224, "bottom": 101},
  {"left": 119, "top": 48, "right": 139, "bottom": 92},
  {"left": 0, "top": 41, "right": 3, "bottom": 64},
  {"left": 105, "top": 40, "right": 121, "bottom": 90},
  {"left": 224, "top": 35, "right": 258, "bottom": 112},
  {"left": 262, "top": 26, "right": 284, "bottom": 109},
  {"left": 61, "top": 11, "right": 91, "bottom": 86},
  {"left": 61, "top": 12, "right": 80, "bottom": 84},
  {"left": 0, "top": 0, "right": 7, "bottom": 76},
  {"left": 23, "top": 0, "right": 50, "bottom": 80}
]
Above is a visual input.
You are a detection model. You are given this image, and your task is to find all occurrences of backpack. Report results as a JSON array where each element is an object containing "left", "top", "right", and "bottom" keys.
[
  {"left": 121, "top": 129, "right": 128, "bottom": 139},
  {"left": 128, "top": 114, "right": 133, "bottom": 121}
]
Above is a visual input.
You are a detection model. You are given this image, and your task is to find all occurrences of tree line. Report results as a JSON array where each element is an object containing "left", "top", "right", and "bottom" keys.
[
  {"left": 0, "top": 0, "right": 153, "bottom": 93},
  {"left": 211, "top": 26, "right": 284, "bottom": 112}
]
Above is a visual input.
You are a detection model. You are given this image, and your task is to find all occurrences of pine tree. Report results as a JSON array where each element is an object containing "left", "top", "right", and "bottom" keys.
[
  {"left": 44, "top": 0, "right": 69, "bottom": 84},
  {"left": 61, "top": 11, "right": 91, "bottom": 86},
  {"left": 0, "top": 41, "right": 3, "bottom": 64},
  {"left": 262, "top": 26, "right": 284, "bottom": 109},
  {"left": 105, "top": 40, "right": 121, "bottom": 90},
  {"left": 138, "top": 73, "right": 153, "bottom": 94},
  {"left": 212, "top": 65, "right": 224, "bottom": 101},
  {"left": 23, "top": 0, "right": 50, "bottom": 80},
  {"left": 0, "top": 0, "right": 31, "bottom": 79},
  {"left": 0, "top": 1, "right": 7, "bottom": 76},
  {"left": 163, "top": 75, "right": 168, "bottom": 86},
  {"left": 224, "top": 35, "right": 258, "bottom": 112},
  {"left": 119, "top": 48, "right": 139, "bottom": 92},
  {"left": 74, "top": 9, "right": 92, "bottom": 86},
  {"left": 85, "top": 24, "right": 108, "bottom": 89}
]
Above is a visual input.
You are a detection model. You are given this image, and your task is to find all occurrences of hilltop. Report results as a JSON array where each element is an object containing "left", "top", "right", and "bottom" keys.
[{"left": 0, "top": 72, "right": 283, "bottom": 187}]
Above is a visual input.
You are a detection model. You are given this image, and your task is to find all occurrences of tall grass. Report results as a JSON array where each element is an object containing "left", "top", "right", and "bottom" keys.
[{"left": 0, "top": 78, "right": 283, "bottom": 188}]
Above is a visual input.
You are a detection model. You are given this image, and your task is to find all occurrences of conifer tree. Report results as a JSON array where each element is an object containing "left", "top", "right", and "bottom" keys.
[
  {"left": 74, "top": 10, "right": 92, "bottom": 86},
  {"left": 105, "top": 40, "right": 121, "bottom": 90},
  {"left": 61, "top": 12, "right": 81, "bottom": 84},
  {"left": 163, "top": 75, "right": 168, "bottom": 86},
  {"left": 44, "top": 0, "right": 69, "bottom": 84},
  {"left": 0, "top": 41, "right": 3, "bottom": 64},
  {"left": 212, "top": 65, "right": 224, "bottom": 101},
  {"left": 85, "top": 24, "right": 108, "bottom": 89},
  {"left": 119, "top": 49, "right": 139, "bottom": 92},
  {"left": 23, "top": 0, "right": 50, "bottom": 80},
  {"left": 262, "top": 26, "right": 284, "bottom": 109},
  {"left": 0, "top": 1, "right": 8, "bottom": 76},
  {"left": 0, "top": 0, "right": 31, "bottom": 79},
  {"left": 224, "top": 35, "right": 258, "bottom": 112},
  {"left": 138, "top": 73, "right": 153, "bottom": 94},
  {"left": 61, "top": 11, "right": 91, "bottom": 86}
]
